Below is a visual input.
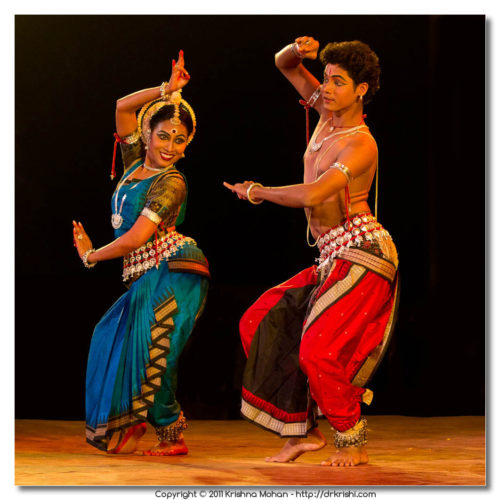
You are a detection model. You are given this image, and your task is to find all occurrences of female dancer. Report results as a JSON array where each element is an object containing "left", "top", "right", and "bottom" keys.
[
  {"left": 73, "top": 51, "right": 210, "bottom": 456},
  {"left": 224, "top": 37, "right": 399, "bottom": 466}
]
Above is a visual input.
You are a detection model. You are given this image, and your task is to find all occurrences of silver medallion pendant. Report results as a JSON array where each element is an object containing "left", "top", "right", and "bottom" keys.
[
  {"left": 309, "top": 141, "right": 322, "bottom": 152},
  {"left": 111, "top": 213, "right": 123, "bottom": 229}
]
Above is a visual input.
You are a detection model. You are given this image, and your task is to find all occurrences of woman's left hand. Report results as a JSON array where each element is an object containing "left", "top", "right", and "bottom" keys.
[
  {"left": 73, "top": 220, "right": 94, "bottom": 259},
  {"left": 223, "top": 181, "right": 262, "bottom": 202}
]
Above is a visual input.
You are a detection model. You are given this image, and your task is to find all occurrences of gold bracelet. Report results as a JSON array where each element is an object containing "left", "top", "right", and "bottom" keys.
[
  {"left": 160, "top": 81, "right": 170, "bottom": 100},
  {"left": 247, "top": 183, "right": 264, "bottom": 205}
]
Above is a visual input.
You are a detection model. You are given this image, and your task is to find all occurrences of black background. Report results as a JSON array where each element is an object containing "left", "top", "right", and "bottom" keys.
[{"left": 15, "top": 15, "right": 485, "bottom": 421}]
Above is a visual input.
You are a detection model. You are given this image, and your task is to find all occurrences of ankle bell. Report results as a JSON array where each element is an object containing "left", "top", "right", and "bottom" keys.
[
  {"left": 155, "top": 412, "right": 188, "bottom": 442},
  {"left": 334, "top": 417, "right": 368, "bottom": 448}
]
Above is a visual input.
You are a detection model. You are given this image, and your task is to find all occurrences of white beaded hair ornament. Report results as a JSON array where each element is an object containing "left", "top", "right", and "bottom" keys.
[{"left": 137, "top": 91, "right": 197, "bottom": 146}]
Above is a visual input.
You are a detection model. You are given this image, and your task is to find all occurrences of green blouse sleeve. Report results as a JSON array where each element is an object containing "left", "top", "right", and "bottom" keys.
[
  {"left": 118, "top": 129, "right": 143, "bottom": 172},
  {"left": 141, "top": 171, "right": 186, "bottom": 227}
]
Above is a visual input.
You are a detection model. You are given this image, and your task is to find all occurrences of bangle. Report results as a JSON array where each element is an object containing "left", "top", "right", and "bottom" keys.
[
  {"left": 291, "top": 42, "right": 304, "bottom": 59},
  {"left": 160, "top": 81, "right": 170, "bottom": 100},
  {"left": 82, "top": 249, "right": 97, "bottom": 268},
  {"left": 307, "top": 85, "right": 322, "bottom": 108},
  {"left": 247, "top": 183, "right": 264, "bottom": 205}
]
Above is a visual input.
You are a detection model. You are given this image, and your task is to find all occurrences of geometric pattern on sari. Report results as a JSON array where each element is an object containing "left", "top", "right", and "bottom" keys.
[{"left": 106, "top": 293, "right": 178, "bottom": 433}]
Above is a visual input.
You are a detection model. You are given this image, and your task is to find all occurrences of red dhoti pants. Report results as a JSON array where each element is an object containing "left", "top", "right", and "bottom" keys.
[{"left": 240, "top": 244, "right": 399, "bottom": 436}]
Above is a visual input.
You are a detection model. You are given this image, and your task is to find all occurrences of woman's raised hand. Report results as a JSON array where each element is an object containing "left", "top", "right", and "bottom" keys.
[
  {"left": 294, "top": 36, "right": 319, "bottom": 59},
  {"left": 168, "top": 50, "right": 191, "bottom": 92},
  {"left": 73, "top": 220, "right": 94, "bottom": 260}
]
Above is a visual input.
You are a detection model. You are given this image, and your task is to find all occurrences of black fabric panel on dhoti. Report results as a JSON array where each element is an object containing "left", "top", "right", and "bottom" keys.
[{"left": 243, "top": 282, "right": 316, "bottom": 419}]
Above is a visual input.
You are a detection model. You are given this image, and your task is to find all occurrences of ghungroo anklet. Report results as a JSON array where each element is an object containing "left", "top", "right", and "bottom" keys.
[
  {"left": 155, "top": 413, "right": 188, "bottom": 442},
  {"left": 334, "top": 418, "right": 368, "bottom": 448}
]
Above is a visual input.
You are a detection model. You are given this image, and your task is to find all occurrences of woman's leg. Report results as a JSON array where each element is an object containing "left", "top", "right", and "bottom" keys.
[{"left": 144, "top": 275, "right": 209, "bottom": 455}]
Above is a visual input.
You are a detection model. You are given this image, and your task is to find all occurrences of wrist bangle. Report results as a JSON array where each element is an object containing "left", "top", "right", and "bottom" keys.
[
  {"left": 247, "top": 183, "right": 264, "bottom": 205},
  {"left": 82, "top": 249, "right": 97, "bottom": 268},
  {"left": 160, "top": 81, "right": 170, "bottom": 100},
  {"left": 291, "top": 42, "right": 304, "bottom": 59}
]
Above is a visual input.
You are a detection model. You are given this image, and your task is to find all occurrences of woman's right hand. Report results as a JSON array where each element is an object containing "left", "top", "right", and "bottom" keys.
[
  {"left": 168, "top": 50, "right": 191, "bottom": 92},
  {"left": 294, "top": 36, "right": 320, "bottom": 59}
]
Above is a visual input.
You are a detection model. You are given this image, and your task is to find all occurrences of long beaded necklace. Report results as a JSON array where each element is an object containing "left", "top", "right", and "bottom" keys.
[
  {"left": 111, "top": 163, "right": 174, "bottom": 229},
  {"left": 305, "top": 131, "right": 379, "bottom": 248},
  {"left": 305, "top": 129, "right": 368, "bottom": 247}
]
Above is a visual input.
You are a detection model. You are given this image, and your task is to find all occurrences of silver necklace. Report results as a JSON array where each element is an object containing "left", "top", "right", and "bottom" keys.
[
  {"left": 111, "top": 164, "right": 143, "bottom": 229},
  {"left": 111, "top": 163, "right": 175, "bottom": 229},
  {"left": 143, "top": 163, "right": 166, "bottom": 172},
  {"left": 309, "top": 122, "right": 366, "bottom": 153}
]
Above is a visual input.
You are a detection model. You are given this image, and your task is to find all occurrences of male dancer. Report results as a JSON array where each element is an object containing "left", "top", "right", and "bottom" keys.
[{"left": 224, "top": 36, "right": 399, "bottom": 466}]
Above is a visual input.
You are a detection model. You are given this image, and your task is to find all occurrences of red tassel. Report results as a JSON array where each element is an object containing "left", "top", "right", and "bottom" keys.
[
  {"left": 111, "top": 132, "right": 125, "bottom": 181},
  {"left": 155, "top": 228, "right": 159, "bottom": 269},
  {"left": 344, "top": 186, "right": 351, "bottom": 226},
  {"left": 299, "top": 99, "right": 311, "bottom": 146}
]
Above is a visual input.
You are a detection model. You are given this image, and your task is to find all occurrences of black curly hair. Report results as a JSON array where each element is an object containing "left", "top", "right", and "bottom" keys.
[
  {"left": 319, "top": 40, "right": 380, "bottom": 104},
  {"left": 149, "top": 103, "right": 194, "bottom": 137}
]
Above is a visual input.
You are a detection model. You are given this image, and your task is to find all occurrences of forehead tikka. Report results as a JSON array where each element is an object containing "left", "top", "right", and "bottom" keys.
[{"left": 169, "top": 91, "right": 182, "bottom": 126}]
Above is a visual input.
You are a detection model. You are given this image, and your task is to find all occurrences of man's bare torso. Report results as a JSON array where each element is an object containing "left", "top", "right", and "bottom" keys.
[{"left": 304, "top": 117, "right": 377, "bottom": 239}]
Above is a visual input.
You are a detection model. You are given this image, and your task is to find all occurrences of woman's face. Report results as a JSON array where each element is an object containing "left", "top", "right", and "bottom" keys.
[
  {"left": 321, "top": 64, "right": 361, "bottom": 113},
  {"left": 146, "top": 120, "right": 189, "bottom": 168}
]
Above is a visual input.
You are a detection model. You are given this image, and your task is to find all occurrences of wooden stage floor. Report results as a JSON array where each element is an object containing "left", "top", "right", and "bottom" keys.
[{"left": 15, "top": 416, "right": 485, "bottom": 486}]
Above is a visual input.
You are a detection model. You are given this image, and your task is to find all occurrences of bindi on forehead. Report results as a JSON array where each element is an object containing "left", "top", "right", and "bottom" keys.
[{"left": 157, "top": 122, "right": 188, "bottom": 136}]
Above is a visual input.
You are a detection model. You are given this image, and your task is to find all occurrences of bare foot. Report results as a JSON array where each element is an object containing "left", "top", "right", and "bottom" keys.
[
  {"left": 265, "top": 427, "right": 327, "bottom": 463},
  {"left": 107, "top": 422, "right": 147, "bottom": 454},
  {"left": 143, "top": 434, "right": 188, "bottom": 456},
  {"left": 321, "top": 445, "right": 368, "bottom": 467}
]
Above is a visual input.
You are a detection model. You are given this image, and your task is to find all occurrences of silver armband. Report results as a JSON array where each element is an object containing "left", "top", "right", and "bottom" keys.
[
  {"left": 330, "top": 162, "right": 353, "bottom": 183},
  {"left": 141, "top": 207, "right": 162, "bottom": 225},
  {"left": 120, "top": 129, "right": 141, "bottom": 145}
]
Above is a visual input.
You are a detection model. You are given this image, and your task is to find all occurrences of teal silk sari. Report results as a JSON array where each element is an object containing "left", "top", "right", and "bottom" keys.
[{"left": 85, "top": 161, "right": 209, "bottom": 451}]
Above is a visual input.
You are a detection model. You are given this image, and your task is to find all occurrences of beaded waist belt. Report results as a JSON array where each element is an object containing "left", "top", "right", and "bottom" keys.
[
  {"left": 316, "top": 212, "right": 393, "bottom": 269},
  {"left": 122, "top": 230, "right": 196, "bottom": 282}
]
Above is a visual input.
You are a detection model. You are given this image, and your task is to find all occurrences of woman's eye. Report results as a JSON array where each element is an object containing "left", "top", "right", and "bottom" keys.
[{"left": 175, "top": 138, "right": 186, "bottom": 144}]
